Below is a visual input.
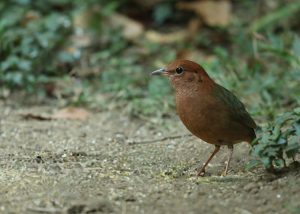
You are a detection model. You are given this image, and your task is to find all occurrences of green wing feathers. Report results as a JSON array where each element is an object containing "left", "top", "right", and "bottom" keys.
[{"left": 214, "top": 84, "right": 257, "bottom": 129}]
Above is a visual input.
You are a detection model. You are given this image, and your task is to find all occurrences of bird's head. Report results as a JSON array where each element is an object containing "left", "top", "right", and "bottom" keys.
[{"left": 151, "top": 59, "right": 213, "bottom": 91}]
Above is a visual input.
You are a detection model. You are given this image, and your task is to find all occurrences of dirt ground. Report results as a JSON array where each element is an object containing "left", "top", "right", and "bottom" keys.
[{"left": 0, "top": 101, "right": 300, "bottom": 214}]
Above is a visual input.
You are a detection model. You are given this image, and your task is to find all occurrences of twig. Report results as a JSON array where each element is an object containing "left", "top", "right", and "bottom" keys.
[
  {"left": 27, "top": 207, "right": 61, "bottom": 213},
  {"left": 127, "top": 134, "right": 193, "bottom": 145}
]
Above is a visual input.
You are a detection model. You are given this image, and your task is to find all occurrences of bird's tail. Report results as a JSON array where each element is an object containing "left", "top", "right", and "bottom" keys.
[{"left": 248, "top": 126, "right": 261, "bottom": 147}]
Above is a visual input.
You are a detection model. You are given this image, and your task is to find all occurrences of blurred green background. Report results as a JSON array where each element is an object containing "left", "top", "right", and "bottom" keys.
[{"left": 0, "top": 0, "right": 299, "bottom": 117}]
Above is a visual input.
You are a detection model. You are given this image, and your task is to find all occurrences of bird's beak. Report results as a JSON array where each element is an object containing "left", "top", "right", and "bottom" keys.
[{"left": 151, "top": 68, "right": 166, "bottom": 76}]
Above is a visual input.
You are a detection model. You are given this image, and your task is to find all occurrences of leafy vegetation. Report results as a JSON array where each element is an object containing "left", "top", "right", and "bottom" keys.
[
  {"left": 248, "top": 108, "right": 300, "bottom": 170},
  {"left": 0, "top": 0, "right": 75, "bottom": 92}
]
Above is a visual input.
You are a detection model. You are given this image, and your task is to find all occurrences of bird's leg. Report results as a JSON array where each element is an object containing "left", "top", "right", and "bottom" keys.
[
  {"left": 221, "top": 145, "right": 234, "bottom": 176},
  {"left": 197, "top": 145, "right": 220, "bottom": 176}
]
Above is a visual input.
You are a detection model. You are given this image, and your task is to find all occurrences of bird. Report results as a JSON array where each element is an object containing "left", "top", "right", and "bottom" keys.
[{"left": 151, "top": 59, "right": 257, "bottom": 176}]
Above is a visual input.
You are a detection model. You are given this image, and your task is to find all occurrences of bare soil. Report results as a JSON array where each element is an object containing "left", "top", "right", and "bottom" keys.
[{"left": 0, "top": 101, "right": 300, "bottom": 214}]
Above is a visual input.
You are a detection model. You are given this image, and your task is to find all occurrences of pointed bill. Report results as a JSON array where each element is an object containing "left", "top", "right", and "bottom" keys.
[{"left": 151, "top": 68, "right": 166, "bottom": 75}]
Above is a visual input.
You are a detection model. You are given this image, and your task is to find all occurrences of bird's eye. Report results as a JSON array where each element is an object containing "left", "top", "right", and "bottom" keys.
[{"left": 175, "top": 67, "right": 184, "bottom": 75}]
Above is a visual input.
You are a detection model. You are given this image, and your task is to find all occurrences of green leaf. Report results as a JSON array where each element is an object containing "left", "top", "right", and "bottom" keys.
[
  {"left": 263, "top": 147, "right": 278, "bottom": 157},
  {"left": 293, "top": 122, "right": 300, "bottom": 136},
  {"left": 282, "top": 128, "right": 296, "bottom": 139},
  {"left": 275, "top": 112, "right": 292, "bottom": 125},
  {"left": 294, "top": 107, "right": 300, "bottom": 115},
  {"left": 245, "top": 159, "right": 261, "bottom": 170},
  {"left": 58, "top": 52, "right": 75, "bottom": 63},
  {"left": 271, "top": 124, "right": 281, "bottom": 140},
  {"left": 292, "top": 35, "right": 300, "bottom": 57},
  {"left": 252, "top": 144, "right": 267, "bottom": 156},
  {"left": 153, "top": 3, "right": 172, "bottom": 25},
  {"left": 285, "top": 137, "right": 300, "bottom": 158},
  {"left": 274, "top": 159, "right": 285, "bottom": 168},
  {"left": 17, "top": 59, "right": 31, "bottom": 71},
  {"left": 277, "top": 137, "right": 286, "bottom": 145},
  {"left": 261, "top": 157, "right": 271, "bottom": 168}
]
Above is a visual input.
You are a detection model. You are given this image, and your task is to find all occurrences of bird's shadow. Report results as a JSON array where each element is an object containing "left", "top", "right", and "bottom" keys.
[
  {"left": 170, "top": 165, "right": 250, "bottom": 183},
  {"left": 205, "top": 175, "right": 248, "bottom": 183},
  {"left": 171, "top": 161, "right": 300, "bottom": 183}
]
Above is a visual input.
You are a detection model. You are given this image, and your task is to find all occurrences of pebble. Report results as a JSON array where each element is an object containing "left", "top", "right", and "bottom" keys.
[{"left": 243, "top": 182, "right": 257, "bottom": 192}]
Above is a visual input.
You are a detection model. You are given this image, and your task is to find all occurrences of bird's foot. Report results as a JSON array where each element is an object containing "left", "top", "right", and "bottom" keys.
[
  {"left": 221, "top": 169, "right": 228, "bottom": 177},
  {"left": 196, "top": 167, "right": 206, "bottom": 177}
]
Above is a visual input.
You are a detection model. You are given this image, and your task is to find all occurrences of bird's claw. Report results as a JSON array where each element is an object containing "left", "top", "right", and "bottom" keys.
[
  {"left": 221, "top": 170, "right": 227, "bottom": 177},
  {"left": 196, "top": 168, "right": 206, "bottom": 177}
]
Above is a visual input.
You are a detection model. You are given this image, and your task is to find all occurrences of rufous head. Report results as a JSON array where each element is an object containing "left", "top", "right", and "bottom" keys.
[{"left": 151, "top": 59, "right": 213, "bottom": 91}]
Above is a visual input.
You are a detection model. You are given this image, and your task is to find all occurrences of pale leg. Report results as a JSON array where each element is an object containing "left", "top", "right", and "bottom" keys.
[{"left": 221, "top": 145, "right": 234, "bottom": 176}]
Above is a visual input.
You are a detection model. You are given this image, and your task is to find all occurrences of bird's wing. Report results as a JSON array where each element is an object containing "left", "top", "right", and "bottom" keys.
[{"left": 214, "top": 84, "right": 257, "bottom": 129}]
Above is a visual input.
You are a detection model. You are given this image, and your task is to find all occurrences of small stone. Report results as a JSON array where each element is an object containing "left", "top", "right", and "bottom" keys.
[
  {"left": 125, "top": 195, "right": 136, "bottom": 202},
  {"left": 85, "top": 199, "right": 114, "bottom": 213},
  {"left": 35, "top": 155, "right": 44, "bottom": 164},
  {"left": 243, "top": 183, "right": 257, "bottom": 192}
]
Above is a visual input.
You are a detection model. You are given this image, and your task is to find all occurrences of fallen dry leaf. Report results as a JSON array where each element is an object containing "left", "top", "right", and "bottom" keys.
[
  {"left": 74, "top": 6, "right": 144, "bottom": 41},
  {"left": 108, "top": 13, "right": 144, "bottom": 41},
  {"left": 73, "top": 5, "right": 99, "bottom": 29},
  {"left": 22, "top": 107, "right": 90, "bottom": 121},
  {"left": 22, "top": 113, "right": 52, "bottom": 121},
  {"left": 21, "top": 10, "right": 41, "bottom": 26},
  {"left": 176, "top": 49, "right": 217, "bottom": 63},
  {"left": 52, "top": 107, "right": 89, "bottom": 120},
  {"left": 187, "top": 18, "right": 202, "bottom": 38},
  {"left": 145, "top": 30, "right": 187, "bottom": 44},
  {"left": 70, "top": 35, "right": 92, "bottom": 48},
  {"left": 177, "top": 0, "right": 232, "bottom": 27}
]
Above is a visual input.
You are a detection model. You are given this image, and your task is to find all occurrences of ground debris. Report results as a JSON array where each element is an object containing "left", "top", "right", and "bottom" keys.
[
  {"left": 22, "top": 107, "right": 90, "bottom": 121},
  {"left": 27, "top": 206, "right": 61, "bottom": 213},
  {"left": 65, "top": 199, "right": 114, "bottom": 214},
  {"left": 127, "top": 134, "right": 193, "bottom": 145}
]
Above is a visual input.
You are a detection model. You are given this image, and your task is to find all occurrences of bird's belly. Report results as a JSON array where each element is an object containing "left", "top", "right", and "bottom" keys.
[
  {"left": 177, "top": 105, "right": 250, "bottom": 145},
  {"left": 179, "top": 113, "right": 224, "bottom": 145}
]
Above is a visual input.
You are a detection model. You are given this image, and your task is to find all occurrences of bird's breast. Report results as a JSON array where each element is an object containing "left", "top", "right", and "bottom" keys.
[
  {"left": 175, "top": 93, "right": 216, "bottom": 139},
  {"left": 175, "top": 92, "right": 253, "bottom": 145}
]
